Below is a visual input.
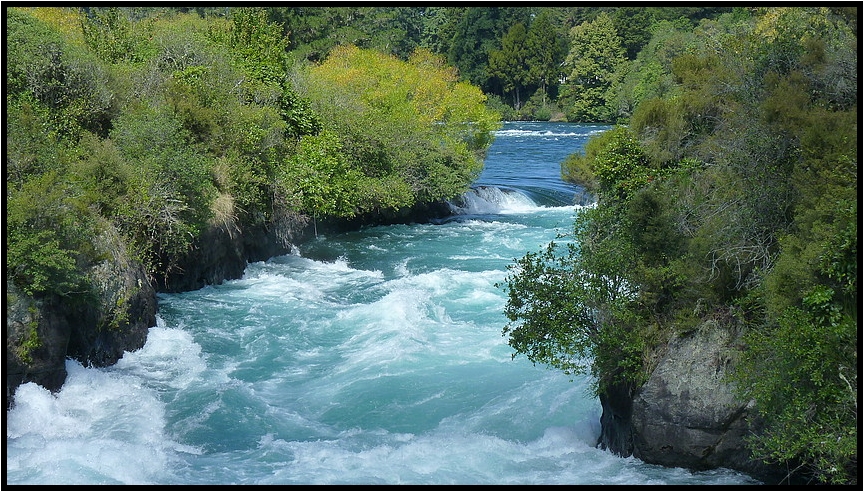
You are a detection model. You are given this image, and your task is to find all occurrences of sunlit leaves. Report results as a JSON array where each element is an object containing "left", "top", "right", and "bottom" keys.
[
  {"left": 560, "top": 12, "right": 626, "bottom": 122},
  {"left": 295, "top": 44, "right": 499, "bottom": 210},
  {"left": 279, "top": 130, "right": 362, "bottom": 218}
]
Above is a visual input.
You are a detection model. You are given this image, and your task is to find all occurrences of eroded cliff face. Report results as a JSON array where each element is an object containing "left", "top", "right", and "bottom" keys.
[
  {"left": 6, "top": 224, "right": 155, "bottom": 404},
  {"left": 5, "top": 217, "right": 278, "bottom": 403},
  {"left": 155, "top": 218, "right": 299, "bottom": 293},
  {"left": 5, "top": 200, "right": 454, "bottom": 405},
  {"left": 598, "top": 319, "right": 790, "bottom": 484}
]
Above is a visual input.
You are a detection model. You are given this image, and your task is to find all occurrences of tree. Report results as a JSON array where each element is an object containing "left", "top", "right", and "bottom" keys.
[
  {"left": 80, "top": 6, "right": 157, "bottom": 64},
  {"left": 613, "top": 7, "right": 654, "bottom": 59},
  {"left": 361, "top": 6, "right": 426, "bottom": 59},
  {"left": 292, "top": 45, "right": 500, "bottom": 215},
  {"left": 488, "top": 22, "right": 530, "bottom": 108},
  {"left": 526, "top": 10, "right": 566, "bottom": 107},
  {"left": 503, "top": 125, "right": 657, "bottom": 392},
  {"left": 560, "top": 11, "right": 626, "bottom": 122},
  {"left": 446, "top": 7, "right": 531, "bottom": 93},
  {"left": 418, "top": 6, "right": 457, "bottom": 54}
]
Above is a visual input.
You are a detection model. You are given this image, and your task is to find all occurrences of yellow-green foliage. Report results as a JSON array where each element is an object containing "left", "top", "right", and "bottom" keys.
[
  {"left": 17, "top": 7, "right": 86, "bottom": 46},
  {"left": 295, "top": 45, "right": 500, "bottom": 208},
  {"left": 6, "top": 7, "right": 499, "bottom": 294}
]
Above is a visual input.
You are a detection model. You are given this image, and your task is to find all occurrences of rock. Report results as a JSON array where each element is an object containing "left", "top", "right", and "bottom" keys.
[
  {"left": 5, "top": 223, "right": 155, "bottom": 405},
  {"left": 5, "top": 281, "right": 71, "bottom": 400},
  {"left": 627, "top": 320, "right": 788, "bottom": 483},
  {"left": 65, "top": 223, "right": 155, "bottom": 367},
  {"left": 597, "top": 378, "right": 635, "bottom": 455},
  {"left": 156, "top": 207, "right": 305, "bottom": 293}
]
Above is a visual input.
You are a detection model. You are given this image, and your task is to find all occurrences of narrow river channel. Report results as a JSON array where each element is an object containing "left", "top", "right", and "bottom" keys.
[{"left": 6, "top": 121, "right": 759, "bottom": 485}]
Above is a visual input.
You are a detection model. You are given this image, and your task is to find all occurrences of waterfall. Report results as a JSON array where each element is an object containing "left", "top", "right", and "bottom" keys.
[{"left": 447, "top": 186, "right": 539, "bottom": 215}]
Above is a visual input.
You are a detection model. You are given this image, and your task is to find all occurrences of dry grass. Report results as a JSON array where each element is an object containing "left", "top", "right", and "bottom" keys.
[{"left": 210, "top": 192, "right": 241, "bottom": 239}]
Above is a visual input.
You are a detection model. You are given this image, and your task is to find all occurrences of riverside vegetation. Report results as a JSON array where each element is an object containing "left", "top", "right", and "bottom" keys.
[
  {"left": 501, "top": 7, "right": 858, "bottom": 484},
  {"left": 5, "top": 6, "right": 858, "bottom": 485},
  {"left": 5, "top": 6, "right": 498, "bottom": 411}
]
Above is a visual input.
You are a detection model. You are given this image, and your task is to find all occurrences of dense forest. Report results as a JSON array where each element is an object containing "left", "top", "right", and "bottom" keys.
[{"left": 5, "top": 5, "right": 858, "bottom": 485}]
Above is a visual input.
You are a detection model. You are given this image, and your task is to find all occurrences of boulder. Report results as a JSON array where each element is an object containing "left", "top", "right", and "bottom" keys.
[
  {"left": 599, "top": 319, "right": 790, "bottom": 483},
  {"left": 631, "top": 322, "right": 755, "bottom": 466}
]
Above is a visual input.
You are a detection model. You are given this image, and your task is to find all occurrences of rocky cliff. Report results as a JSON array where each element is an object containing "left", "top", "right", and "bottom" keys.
[
  {"left": 6, "top": 224, "right": 155, "bottom": 404},
  {"left": 597, "top": 318, "right": 796, "bottom": 484},
  {"left": 5, "top": 199, "right": 453, "bottom": 406}
]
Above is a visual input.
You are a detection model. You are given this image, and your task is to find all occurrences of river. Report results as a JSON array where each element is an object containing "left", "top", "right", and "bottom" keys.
[{"left": 5, "top": 121, "right": 760, "bottom": 485}]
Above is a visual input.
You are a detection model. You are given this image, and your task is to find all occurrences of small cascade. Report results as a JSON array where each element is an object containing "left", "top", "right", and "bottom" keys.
[{"left": 447, "top": 186, "right": 538, "bottom": 215}]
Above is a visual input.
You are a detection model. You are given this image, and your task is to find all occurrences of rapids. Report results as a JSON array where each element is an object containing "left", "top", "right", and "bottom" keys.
[{"left": 5, "top": 122, "right": 760, "bottom": 485}]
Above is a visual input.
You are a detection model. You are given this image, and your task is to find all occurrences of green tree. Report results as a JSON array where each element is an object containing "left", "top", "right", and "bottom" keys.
[
  {"left": 418, "top": 6, "right": 457, "bottom": 54},
  {"left": 526, "top": 11, "right": 566, "bottom": 108},
  {"left": 278, "top": 130, "right": 363, "bottom": 221},
  {"left": 224, "top": 7, "right": 321, "bottom": 142},
  {"left": 7, "top": 8, "right": 115, "bottom": 137},
  {"left": 446, "top": 7, "right": 531, "bottom": 94},
  {"left": 80, "top": 7, "right": 157, "bottom": 64},
  {"left": 488, "top": 22, "right": 530, "bottom": 108},
  {"left": 361, "top": 7, "right": 425, "bottom": 59},
  {"left": 503, "top": 125, "right": 660, "bottom": 392},
  {"left": 292, "top": 45, "right": 499, "bottom": 217},
  {"left": 560, "top": 12, "right": 626, "bottom": 122},
  {"left": 613, "top": 7, "right": 653, "bottom": 59},
  {"left": 606, "top": 18, "right": 695, "bottom": 121}
]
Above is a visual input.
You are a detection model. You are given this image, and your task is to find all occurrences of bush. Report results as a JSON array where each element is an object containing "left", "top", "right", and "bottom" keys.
[
  {"left": 109, "top": 106, "right": 215, "bottom": 281},
  {"left": 7, "top": 8, "right": 115, "bottom": 137},
  {"left": 735, "top": 286, "right": 857, "bottom": 484},
  {"left": 485, "top": 93, "right": 518, "bottom": 121},
  {"left": 6, "top": 172, "right": 96, "bottom": 298},
  {"left": 293, "top": 44, "right": 500, "bottom": 216},
  {"left": 562, "top": 125, "right": 651, "bottom": 199}
]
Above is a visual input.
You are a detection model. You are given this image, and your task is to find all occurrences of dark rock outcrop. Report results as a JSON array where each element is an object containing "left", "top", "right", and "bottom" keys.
[
  {"left": 6, "top": 224, "right": 155, "bottom": 405},
  {"left": 156, "top": 218, "right": 300, "bottom": 293},
  {"left": 6, "top": 198, "right": 456, "bottom": 404},
  {"left": 598, "top": 319, "right": 791, "bottom": 484},
  {"left": 157, "top": 199, "right": 453, "bottom": 293},
  {"left": 5, "top": 284, "right": 72, "bottom": 398},
  {"left": 597, "top": 378, "right": 635, "bottom": 456}
]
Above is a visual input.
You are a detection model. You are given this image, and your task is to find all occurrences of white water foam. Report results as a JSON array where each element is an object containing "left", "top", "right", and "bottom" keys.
[
  {"left": 7, "top": 363, "right": 176, "bottom": 484},
  {"left": 448, "top": 186, "right": 540, "bottom": 215},
  {"left": 494, "top": 128, "right": 607, "bottom": 138},
  {"left": 5, "top": 323, "right": 215, "bottom": 485}
]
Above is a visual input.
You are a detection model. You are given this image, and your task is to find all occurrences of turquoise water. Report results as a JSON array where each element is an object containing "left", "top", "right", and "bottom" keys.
[{"left": 5, "top": 122, "right": 760, "bottom": 485}]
